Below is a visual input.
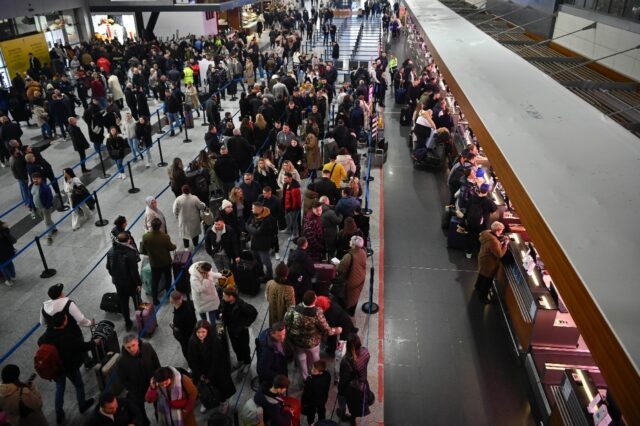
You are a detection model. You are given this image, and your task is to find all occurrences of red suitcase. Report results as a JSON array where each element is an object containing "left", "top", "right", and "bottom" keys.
[
  {"left": 135, "top": 293, "right": 157, "bottom": 336},
  {"left": 172, "top": 249, "right": 192, "bottom": 296},
  {"left": 281, "top": 396, "right": 301, "bottom": 426}
]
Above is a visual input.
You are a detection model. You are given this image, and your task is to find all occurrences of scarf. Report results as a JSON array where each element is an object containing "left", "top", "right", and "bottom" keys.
[
  {"left": 145, "top": 196, "right": 166, "bottom": 228},
  {"left": 156, "top": 366, "right": 185, "bottom": 425}
]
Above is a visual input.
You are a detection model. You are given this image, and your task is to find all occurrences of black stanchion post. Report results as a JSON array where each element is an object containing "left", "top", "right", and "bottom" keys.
[
  {"left": 93, "top": 191, "right": 109, "bottom": 227},
  {"left": 55, "top": 191, "right": 69, "bottom": 212},
  {"left": 201, "top": 105, "right": 208, "bottom": 126},
  {"left": 156, "top": 109, "right": 162, "bottom": 133},
  {"left": 156, "top": 138, "right": 168, "bottom": 167},
  {"left": 97, "top": 149, "right": 111, "bottom": 179},
  {"left": 35, "top": 236, "right": 57, "bottom": 278},
  {"left": 183, "top": 119, "right": 192, "bottom": 143},
  {"left": 361, "top": 266, "right": 379, "bottom": 314},
  {"left": 126, "top": 162, "right": 140, "bottom": 194}
]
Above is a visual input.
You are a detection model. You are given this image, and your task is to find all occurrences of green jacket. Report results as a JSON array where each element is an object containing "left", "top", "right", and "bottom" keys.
[{"left": 140, "top": 230, "right": 176, "bottom": 267}]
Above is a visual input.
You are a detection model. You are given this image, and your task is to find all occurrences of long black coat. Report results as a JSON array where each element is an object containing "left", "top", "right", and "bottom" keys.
[
  {"left": 69, "top": 125, "right": 90, "bottom": 153},
  {"left": 227, "top": 135, "right": 254, "bottom": 173},
  {"left": 106, "top": 242, "right": 141, "bottom": 295},
  {"left": 116, "top": 342, "right": 161, "bottom": 401},
  {"left": 172, "top": 300, "right": 197, "bottom": 349},
  {"left": 0, "top": 226, "right": 16, "bottom": 262},
  {"left": 187, "top": 334, "right": 236, "bottom": 400}
]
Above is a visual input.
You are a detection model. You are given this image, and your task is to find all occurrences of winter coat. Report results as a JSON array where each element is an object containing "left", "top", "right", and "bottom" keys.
[
  {"left": 204, "top": 225, "right": 240, "bottom": 262},
  {"left": 336, "top": 154, "right": 357, "bottom": 175},
  {"left": 338, "top": 347, "right": 371, "bottom": 417},
  {"left": 135, "top": 122, "right": 153, "bottom": 148},
  {"left": 309, "top": 177, "right": 340, "bottom": 205},
  {"left": 84, "top": 397, "right": 142, "bottom": 426},
  {"left": 117, "top": 341, "right": 161, "bottom": 401},
  {"left": 265, "top": 278, "right": 295, "bottom": 326},
  {"left": 140, "top": 230, "right": 177, "bottom": 267},
  {"left": 188, "top": 262, "right": 222, "bottom": 314},
  {"left": 283, "top": 180, "right": 301, "bottom": 212},
  {"left": 172, "top": 300, "right": 197, "bottom": 349},
  {"left": 214, "top": 154, "right": 241, "bottom": 183},
  {"left": 144, "top": 370, "right": 198, "bottom": 426},
  {"left": 107, "top": 75, "right": 124, "bottom": 100},
  {"left": 335, "top": 196, "right": 360, "bottom": 219},
  {"left": 337, "top": 247, "right": 367, "bottom": 309},
  {"left": 302, "top": 371, "right": 331, "bottom": 414},
  {"left": 254, "top": 165, "right": 279, "bottom": 191},
  {"left": 0, "top": 226, "right": 17, "bottom": 262},
  {"left": 122, "top": 118, "right": 137, "bottom": 139},
  {"left": 28, "top": 182, "right": 54, "bottom": 210},
  {"left": 106, "top": 135, "right": 128, "bottom": 160},
  {"left": 227, "top": 135, "right": 254, "bottom": 172},
  {"left": 219, "top": 297, "right": 258, "bottom": 338},
  {"left": 284, "top": 303, "right": 338, "bottom": 349},
  {"left": 143, "top": 208, "right": 167, "bottom": 234},
  {"left": 244, "top": 61, "right": 255, "bottom": 85},
  {"left": 172, "top": 194, "right": 206, "bottom": 239},
  {"left": 303, "top": 211, "right": 324, "bottom": 261},
  {"left": 305, "top": 134, "right": 322, "bottom": 170},
  {"left": 0, "top": 382, "right": 48, "bottom": 426},
  {"left": 32, "top": 104, "right": 49, "bottom": 127},
  {"left": 303, "top": 189, "right": 319, "bottom": 215},
  {"left": 187, "top": 334, "right": 236, "bottom": 400},
  {"left": 253, "top": 383, "right": 292, "bottom": 426},
  {"left": 106, "top": 242, "right": 142, "bottom": 295},
  {"left": 69, "top": 125, "right": 90, "bottom": 152},
  {"left": 256, "top": 328, "right": 288, "bottom": 386},
  {"left": 321, "top": 204, "right": 342, "bottom": 253},
  {"left": 245, "top": 208, "right": 276, "bottom": 252},
  {"left": 477, "top": 230, "right": 508, "bottom": 278},
  {"left": 37, "top": 325, "right": 95, "bottom": 374},
  {"left": 287, "top": 248, "right": 316, "bottom": 303}
]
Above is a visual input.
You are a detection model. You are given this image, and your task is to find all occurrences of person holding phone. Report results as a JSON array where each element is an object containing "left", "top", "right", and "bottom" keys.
[{"left": 0, "top": 364, "right": 47, "bottom": 425}]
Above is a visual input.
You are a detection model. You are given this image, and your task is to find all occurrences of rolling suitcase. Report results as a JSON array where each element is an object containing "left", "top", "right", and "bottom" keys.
[
  {"left": 446, "top": 216, "right": 467, "bottom": 250},
  {"left": 95, "top": 352, "right": 123, "bottom": 395},
  {"left": 91, "top": 320, "right": 120, "bottom": 364},
  {"left": 400, "top": 106, "right": 412, "bottom": 126},
  {"left": 100, "top": 293, "right": 121, "bottom": 313},
  {"left": 234, "top": 250, "right": 260, "bottom": 296},
  {"left": 141, "top": 262, "right": 152, "bottom": 296},
  {"left": 172, "top": 250, "right": 192, "bottom": 296},
  {"left": 395, "top": 88, "right": 407, "bottom": 104},
  {"left": 281, "top": 396, "right": 301, "bottom": 426},
  {"left": 135, "top": 293, "right": 157, "bottom": 337},
  {"left": 314, "top": 263, "right": 336, "bottom": 296}
]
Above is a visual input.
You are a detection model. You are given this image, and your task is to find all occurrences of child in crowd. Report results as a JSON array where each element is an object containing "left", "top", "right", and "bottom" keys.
[{"left": 301, "top": 360, "right": 332, "bottom": 424}]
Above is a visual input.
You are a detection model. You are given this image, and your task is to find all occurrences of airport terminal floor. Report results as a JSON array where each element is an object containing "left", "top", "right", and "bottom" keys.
[{"left": 3, "top": 0, "right": 636, "bottom": 424}]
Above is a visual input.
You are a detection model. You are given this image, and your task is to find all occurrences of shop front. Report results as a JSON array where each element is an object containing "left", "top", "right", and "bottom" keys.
[{"left": 91, "top": 14, "right": 138, "bottom": 43}]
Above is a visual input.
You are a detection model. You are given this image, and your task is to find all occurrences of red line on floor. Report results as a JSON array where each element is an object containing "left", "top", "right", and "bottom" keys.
[{"left": 377, "top": 166, "right": 385, "bottom": 406}]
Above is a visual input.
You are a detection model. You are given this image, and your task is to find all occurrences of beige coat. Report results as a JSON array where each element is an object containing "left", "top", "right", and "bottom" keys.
[
  {"left": 244, "top": 61, "right": 255, "bottom": 85},
  {"left": 337, "top": 247, "right": 367, "bottom": 309},
  {"left": 172, "top": 194, "right": 206, "bottom": 239},
  {"left": 265, "top": 278, "right": 296, "bottom": 326},
  {"left": 107, "top": 75, "right": 124, "bottom": 100},
  {"left": 477, "top": 230, "right": 508, "bottom": 278},
  {"left": 0, "top": 383, "right": 48, "bottom": 426}
]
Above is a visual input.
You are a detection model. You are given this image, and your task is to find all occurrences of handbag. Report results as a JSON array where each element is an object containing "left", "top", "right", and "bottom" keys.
[
  {"left": 18, "top": 386, "right": 33, "bottom": 418},
  {"left": 72, "top": 184, "right": 95, "bottom": 210},
  {"left": 201, "top": 208, "right": 214, "bottom": 226},
  {"left": 197, "top": 379, "right": 222, "bottom": 409}
]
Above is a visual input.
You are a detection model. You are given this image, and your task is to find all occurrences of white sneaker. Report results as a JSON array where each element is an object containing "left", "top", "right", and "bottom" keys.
[
  {"left": 465, "top": 253, "right": 473, "bottom": 259},
  {"left": 120, "top": 173, "right": 126, "bottom": 179},
  {"left": 145, "top": 162, "right": 151, "bottom": 168},
  {"left": 4, "top": 280, "right": 13, "bottom": 287},
  {"left": 200, "top": 405, "right": 207, "bottom": 413},
  {"left": 275, "top": 253, "right": 281, "bottom": 260}
]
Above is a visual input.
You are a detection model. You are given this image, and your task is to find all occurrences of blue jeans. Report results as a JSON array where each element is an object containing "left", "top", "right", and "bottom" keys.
[
  {"left": 0, "top": 261, "right": 15, "bottom": 280},
  {"left": 115, "top": 159, "right": 124, "bottom": 174},
  {"left": 41, "top": 123, "right": 52, "bottom": 139},
  {"left": 200, "top": 310, "right": 218, "bottom": 326},
  {"left": 127, "top": 137, "right": 141, "bottom": 159},
  {"left": 17, "top": 179, "right": 29, "bottom": 207},
  {"left": 55, "top": 368, "right": 86, "bottom": 416},
  {"left": 166, "top": 112, "right": 180, "bottom": 132}
]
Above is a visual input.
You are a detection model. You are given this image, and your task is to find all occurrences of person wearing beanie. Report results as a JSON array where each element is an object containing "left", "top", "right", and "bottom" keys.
[
  {"left": 463, "top": 183, "right": 498, "bottom": 259},
  {"left": 246, "top": 201, "right": 277, "bottom": 281},
  {"left": 0, "top": 364, "right": 48, "bottom": 425},
  {"left": 337, "top": 235, "right": 368, "bottom": 316}
]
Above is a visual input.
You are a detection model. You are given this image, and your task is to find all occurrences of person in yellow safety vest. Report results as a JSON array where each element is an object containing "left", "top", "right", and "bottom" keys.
[
  {"left": 388, "top": 55, "right": 398, "bottom": 75},
  {"left": 183, "top": 64, "right": 194, "bottom": 86}
]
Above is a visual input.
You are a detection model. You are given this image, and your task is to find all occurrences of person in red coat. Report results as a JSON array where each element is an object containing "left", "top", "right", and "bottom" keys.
[{"left": 282, "top": 172, "right": 301, "bottom": 238}]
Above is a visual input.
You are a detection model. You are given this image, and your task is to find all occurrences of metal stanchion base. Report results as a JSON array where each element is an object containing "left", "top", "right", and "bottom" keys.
[
  {"left": 362, "top": 302, "right": 379, "bottom": 314},
  {"left": 183, "top": 138, "right": 192, "bottom": 143},
  {"left": 95, "top": 219, "right": 109, "bottom": 227},
  {"left": 128, "top": 188, "right": 141, "bottom": 194},
  {"left": 367, "top": 248, "right": 374, "bottom": 257},
  {"left": 40, "top": 268, "right": 57, "bottom": 279},
  {"left": 365, "top": 176, "right": 374, "bottom": 182},
  {"left": 157, "top": 161, "right": 168, "bottom": 167},
  {"left": 56, "top": 204, "right": 70, "bottom": 212}
]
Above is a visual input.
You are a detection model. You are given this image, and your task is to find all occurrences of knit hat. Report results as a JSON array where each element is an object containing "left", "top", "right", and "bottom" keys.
[{"left": 220, "top": 199, "right": 232, "bottom": 211}]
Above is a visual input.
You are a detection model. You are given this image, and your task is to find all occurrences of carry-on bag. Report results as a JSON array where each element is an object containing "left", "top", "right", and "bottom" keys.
[
  {"left": 94, "top": 352, "right": 123, "bottom": 395},
  {"left": 91, "top": 320, "right": 120, "bottom": 363},
  {"left": 172, "top": 249, "right": 192, "bottom": 296},
  {"left": 313, "top": 263, "right": 336, "bottom": 296},
  {"left": 99, "top": 293, "right": 121, "bottom": 313},
  {"left": 135, "top": 293, "right": 157, "bottom": 337},
  {"left": 234, "top": 250, "right": 260, "bottom": 296}
]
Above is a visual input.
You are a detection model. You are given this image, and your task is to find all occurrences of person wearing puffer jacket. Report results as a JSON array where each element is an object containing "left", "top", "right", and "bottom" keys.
[
  {"left": 188, "top": 261, "right": 222, "bottom": 325},
  {"left": 336, "top": 148, "right": 357, "bottom": 177},
  {"left": 122, "top": 112, "right": 142, "bottom": 162}
]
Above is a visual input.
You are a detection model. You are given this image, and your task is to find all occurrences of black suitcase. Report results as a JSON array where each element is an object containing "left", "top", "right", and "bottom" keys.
[
  {"left": 395, "top": 88, "right": 407, "bottom": 104},
  {"left": 95, "top": 352, "right": 123, "bottom": 395},
  {"left": 447, "top": 216, "right": 467, "bottom": 250},
  {"left": 400, "top": 107, "right": 412, "bottom": 126},
  {"left": 234, "top": 250, "right": 260, "bottom": 296},
  {"left": 100, "top": 293, "right": 121, "bottom": 313},
  {"left": 91, "top": 320, "right": 120, "bottom": 363},
  {"left": 172, "top": 249, "right": 192, "bottom": 296}
]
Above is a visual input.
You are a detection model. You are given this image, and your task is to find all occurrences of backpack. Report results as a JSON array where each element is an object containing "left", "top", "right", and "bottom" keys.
[{"left": 34, "top": 343, "right": 63, "bottom": 380}]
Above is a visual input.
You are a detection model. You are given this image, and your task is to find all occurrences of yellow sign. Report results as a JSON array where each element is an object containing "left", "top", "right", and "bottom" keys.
[{"left": 0, "top": 33, "right": 49, "bottom": 79}]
